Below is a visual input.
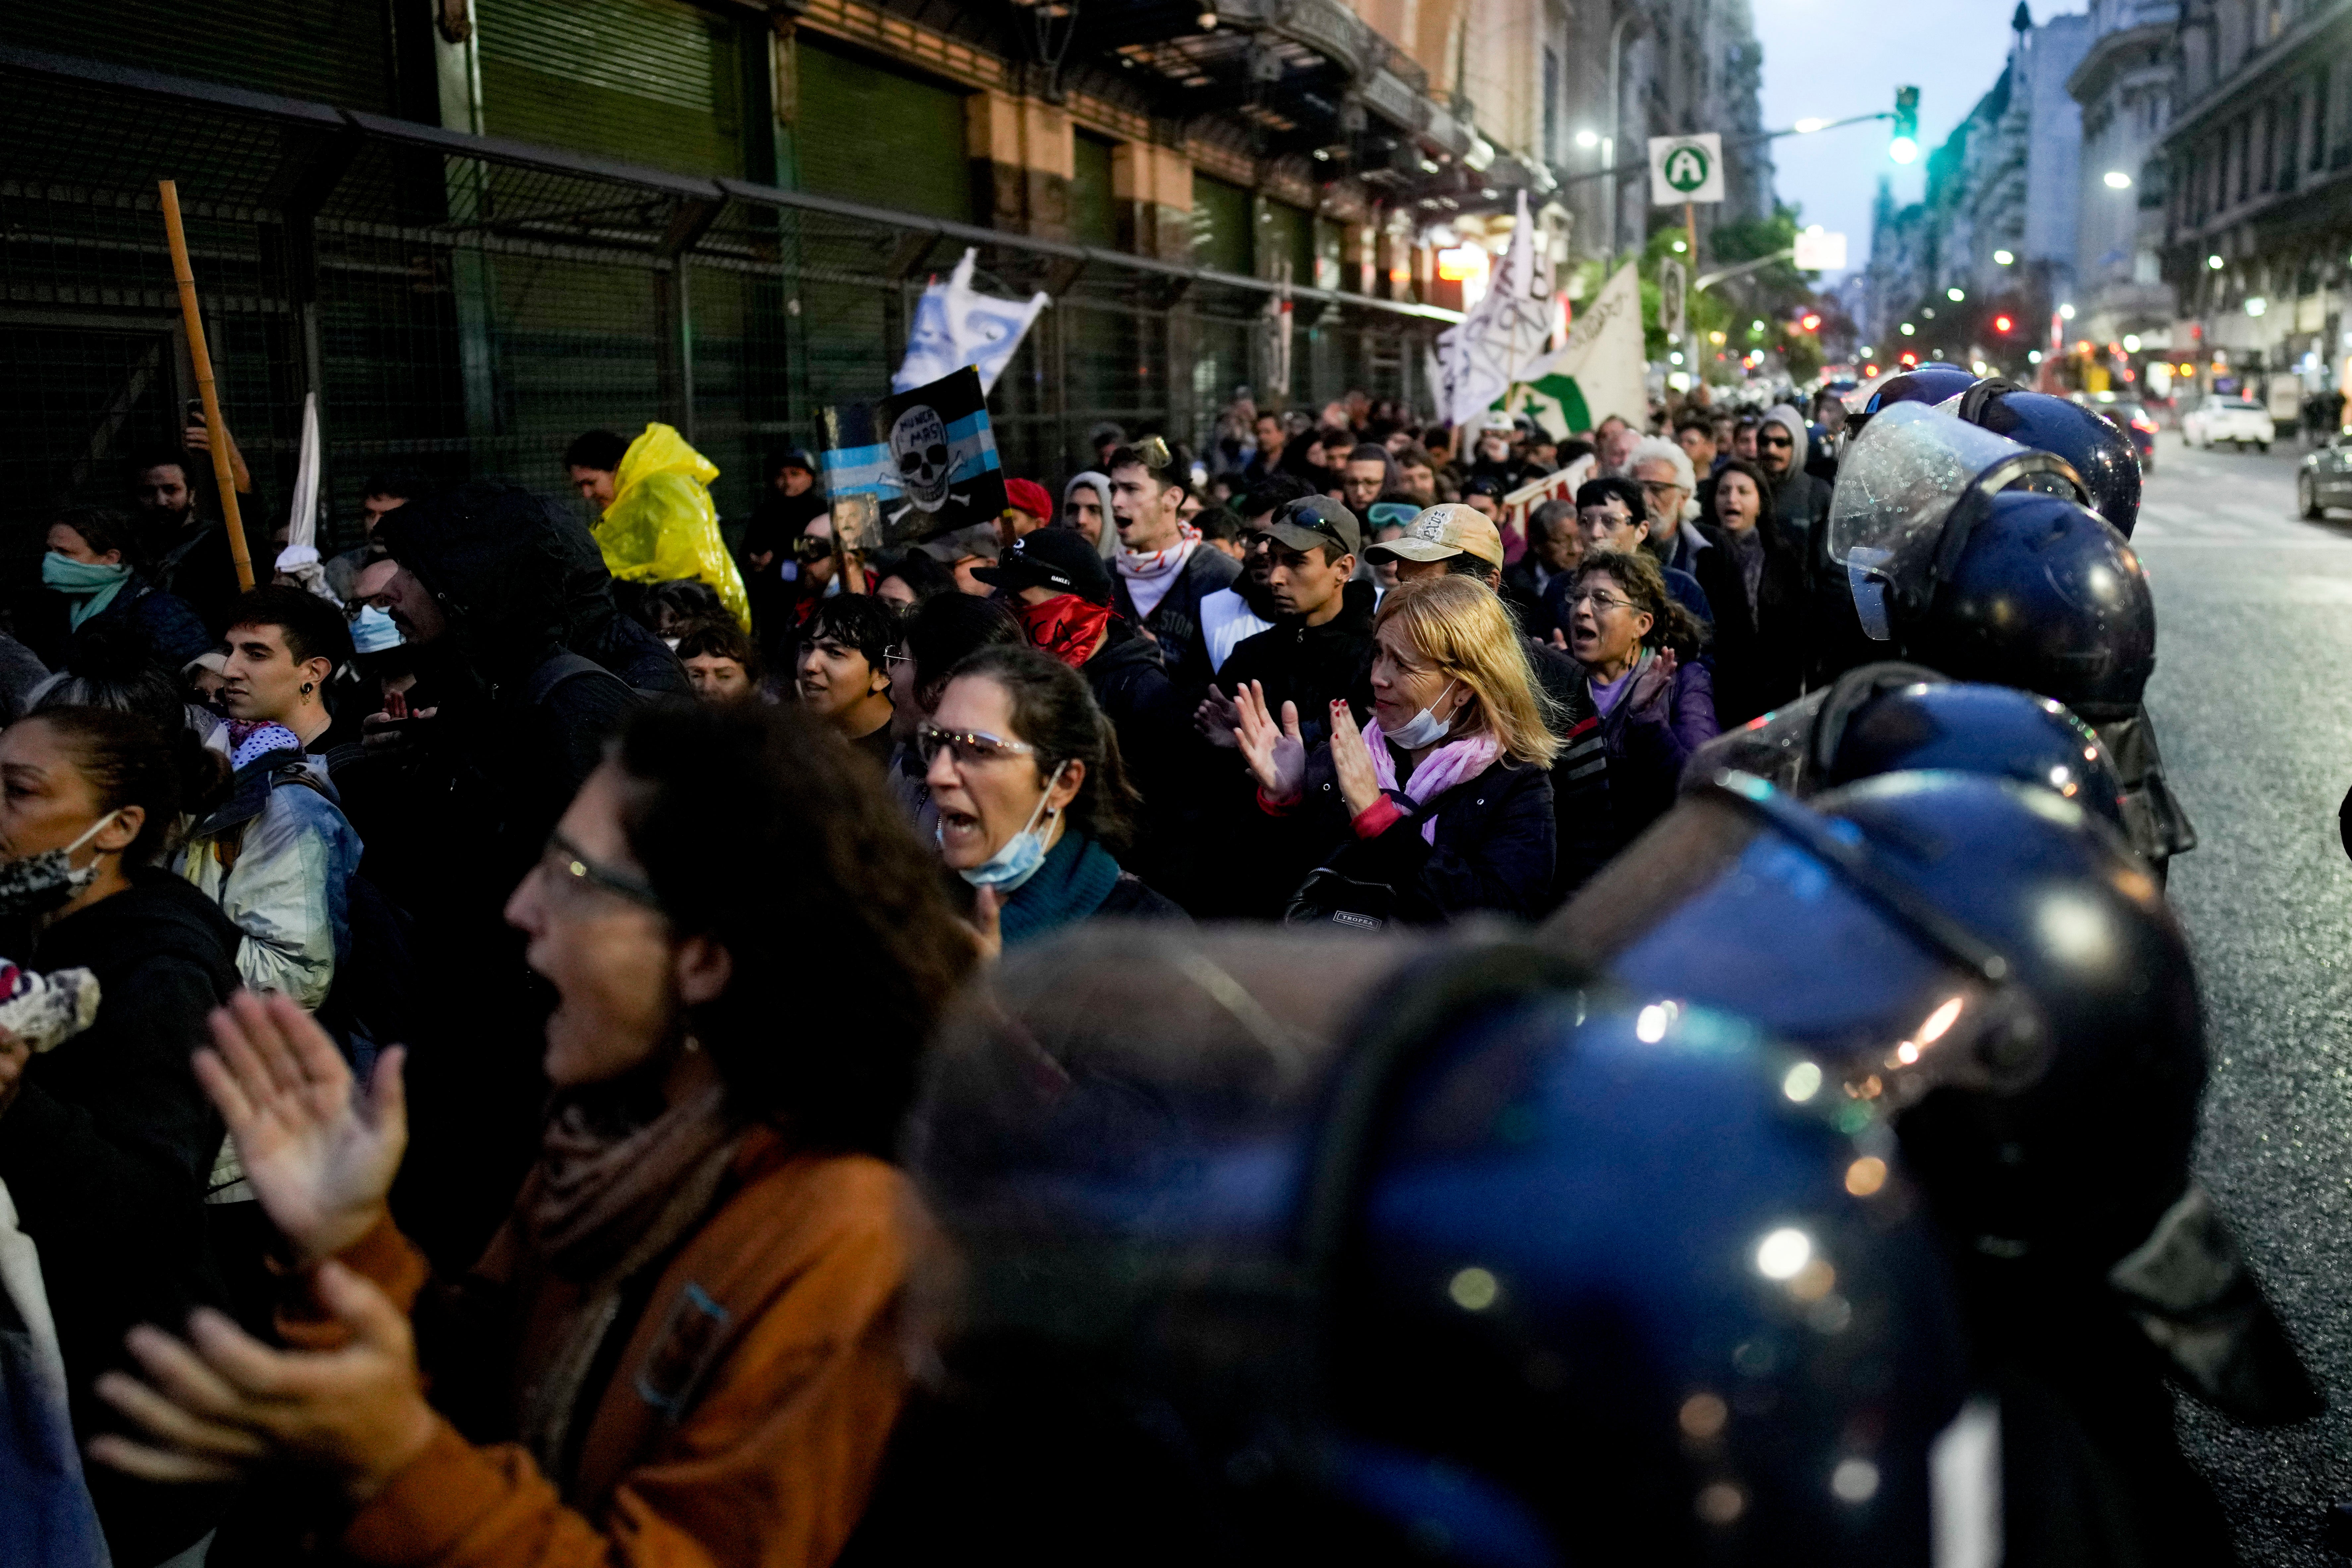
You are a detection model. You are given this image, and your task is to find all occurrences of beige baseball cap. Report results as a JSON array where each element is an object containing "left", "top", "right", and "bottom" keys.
[{"left": 1363, "top": 503, "right": 1504, "bottom": 568}]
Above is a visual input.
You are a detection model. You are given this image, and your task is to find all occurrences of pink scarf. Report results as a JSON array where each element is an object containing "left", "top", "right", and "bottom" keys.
[{"left": 1359, "top": 718, "right": 1501, "bottom": 843}]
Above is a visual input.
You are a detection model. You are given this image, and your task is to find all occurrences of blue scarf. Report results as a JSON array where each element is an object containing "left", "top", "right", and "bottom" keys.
[
  {"left": 997, "top": 830, "right": 1124, "bottom": 948},
  {"left": 42, "top": 554, "right": 131, "bottom": 631}
]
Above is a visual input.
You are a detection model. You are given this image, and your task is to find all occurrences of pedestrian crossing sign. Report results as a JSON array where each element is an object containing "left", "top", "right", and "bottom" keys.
[{"left": 1650, "top": 134, "right": 1725, "bottom": 206}]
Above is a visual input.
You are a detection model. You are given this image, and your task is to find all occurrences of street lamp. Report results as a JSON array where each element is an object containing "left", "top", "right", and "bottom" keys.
[
  {"left": 1575, "top": 129, "right": 1599, "bottom": 149},
  {"left": 1993, "top": 249, "right": 2014, "bottom": 265},
  {"left": 1946, "top": 287, "right": 1965, "bottom": 302},
  {"left": 1794, "top": 117, "right": 1829, "bottom": 134},
  {"left": 1900, "top": 323, "right": 1916, "bottom": 335},
  {"left": 2103, "top": 170, "right": 2132, "bottom": 189},
  {"left": 2206, "top": 254, "right": 2225, "bottom": 270},
  {"left": 2058, "top": 302, "right": 2076, "bottom": 320}
]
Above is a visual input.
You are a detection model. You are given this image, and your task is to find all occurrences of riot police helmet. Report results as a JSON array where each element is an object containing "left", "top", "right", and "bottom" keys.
[
  {"left": 1904, "top": 489, "right": 2156, "bottom": 718},
  {"left": 1949, "top": 377, "right": 2143, "bottom": 538},
  {"left": 1846, "top": 363, "right": 1976, "bottom": 435},
  {"left": 1682, "top": 663, "right": 2129, "bottom": 833},
  {"left": 889, "top": 927, "right": 1979, "bottom": 1567},
  {"left": 1544, "top": 770, "right": 2201, "bottom": 1273}
]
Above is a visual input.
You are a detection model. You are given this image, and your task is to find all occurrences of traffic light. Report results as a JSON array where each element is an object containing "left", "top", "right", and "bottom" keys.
[
  {"left": 1800, "top": 312, "right": 1822, "bottom": 332},
  {"left": 1889, "top": 86, "right": 1920, "bottom": 165},
  {"left": 1993, "top": 314, "right": 2014, "bottom": 334}
]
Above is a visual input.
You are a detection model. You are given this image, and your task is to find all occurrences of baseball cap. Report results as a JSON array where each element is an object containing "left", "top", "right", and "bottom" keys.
[
  {"left": 920, "top": 523, "right": 1001, "bottom": 565},
  {"left": 1264, "top": 495, "right": 1362, "bottom": 561},
  {"left": 1364, "top": 504, "right": 1504, "bottom": 568},
  {"left": 1003, "top": 477, "right": 1054, "bottom": 521},
  {"left": 973, "top": 525, "right": 1115, "bottom": 606}
]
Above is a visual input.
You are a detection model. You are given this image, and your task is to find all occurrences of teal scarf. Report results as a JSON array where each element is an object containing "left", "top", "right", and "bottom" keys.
[
  {"left": 43, "top": 553, "right": 131, "bottom": 630},
  {"left": 997, "top": 830, "right": 1124, "bottom": 948}
]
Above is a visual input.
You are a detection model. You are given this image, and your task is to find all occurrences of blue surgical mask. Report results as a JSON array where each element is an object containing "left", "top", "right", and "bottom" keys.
[
  {"left": 946, "top": 762, "right": 1068, "bottom": 894},
  {"left": 1386, "top": 681, "right": 1459, "bottom": 750},
  {"left": 350, "top": 604, "right": 404, "bottom": 654}
]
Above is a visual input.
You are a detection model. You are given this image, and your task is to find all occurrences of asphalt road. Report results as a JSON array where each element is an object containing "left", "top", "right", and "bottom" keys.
[{"left": 2134, "top": 429, "right": 2352, "bottom": 1564}]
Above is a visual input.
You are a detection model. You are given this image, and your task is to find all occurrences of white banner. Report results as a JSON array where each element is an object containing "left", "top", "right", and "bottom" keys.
[
  {"left": 1500, "top": 262, "right": 1646, "bottom": 439},
  {"left": 894, "top": 248, "right": 1050, "bottom": 396},
  {"left": 1437, "top": 191, "right": 1554, "bottom": 428}
]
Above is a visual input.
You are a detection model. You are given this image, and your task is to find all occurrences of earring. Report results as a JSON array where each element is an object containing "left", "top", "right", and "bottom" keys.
[{"left": 300, "top": 682, "right": 314, "bottom": 695}]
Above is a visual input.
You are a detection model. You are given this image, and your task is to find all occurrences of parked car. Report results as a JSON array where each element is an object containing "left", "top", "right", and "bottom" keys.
[
  {"left": 2182, "top": 396, "right": 2276, "bottom": 452},
  {"left": 2298, "top": 430, "right": 2352, "bottom": 519},
  {"left": 2070, "top": 390, "right": 2159, "bottom": 473}
]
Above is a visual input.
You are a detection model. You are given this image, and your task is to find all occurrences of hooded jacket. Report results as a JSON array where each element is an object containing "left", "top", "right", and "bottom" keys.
[
  {"left": 0, "top": 869, "right": 243, "bottom": 1566},
  {"left": 177, "top": 741, "right": 364, "bottom": 1013},
  {"left": 1062, "top": 472, "right": 1118, "bottom": 560},
  {"left": 1761, "top": 405, "right": 1831, "bottom": 555},
  {"left": 596, "top": 424, "right": 752, "bottom": 630}
]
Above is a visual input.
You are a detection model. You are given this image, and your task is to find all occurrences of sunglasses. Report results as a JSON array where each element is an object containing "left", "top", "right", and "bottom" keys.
[
  {"left": 915, "top": 724, "right": 1037, "bottom": 768},
  {"left": 1759, "top": 432, "right": 1794, "bottom": 447}
]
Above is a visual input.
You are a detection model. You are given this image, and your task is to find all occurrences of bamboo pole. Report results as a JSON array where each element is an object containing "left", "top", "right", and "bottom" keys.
[{"left": 157, "top": 180, "right": 255, "bottom": 593}]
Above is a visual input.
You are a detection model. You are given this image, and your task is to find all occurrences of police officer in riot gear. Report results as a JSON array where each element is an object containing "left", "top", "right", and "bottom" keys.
[
  {"left": 1841, "top": 361, "right": 1977, "bottom": 439},
  {"left": 1544, "top": 769, "right": 2318, "bottom": 1568},
  {"left": 852, "top": 929, "right": 1982, "bottom": 1566},
  {"left": 1823, "top": 399, "right": 2194, "bottom": 878},
  {"left": 1683, "top": 661, "right": 2131, "bottom": 832},
  {"left": 1948, "top": 377, "right": 2143, "bottom": 540}
]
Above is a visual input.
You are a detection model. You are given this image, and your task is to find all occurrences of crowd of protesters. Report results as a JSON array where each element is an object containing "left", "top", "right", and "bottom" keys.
[{"left": 0, "top": 379, "right": 1853, "bottom": 1566}]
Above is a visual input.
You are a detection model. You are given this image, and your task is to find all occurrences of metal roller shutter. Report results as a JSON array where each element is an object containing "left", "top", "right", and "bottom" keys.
[
  {"left": 477, "top": 0, "right": 745, "bottom": 177},
  {"left": 8, "top": 0, "right": 395, "bottom": 111},
  {"left": 791, "top": 34, "right": 972, "bottom": 222},
  {"left": 1192, "top": 176, "right": 1252, "bottom": 276}
]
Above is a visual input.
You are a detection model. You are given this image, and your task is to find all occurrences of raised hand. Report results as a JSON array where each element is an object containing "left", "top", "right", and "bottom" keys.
[
  {"left": 1328, "top": 700, "right": 1386, "bottom": 818},
  {"left": 195, "top": 992, "right": 406, "bottom": 1267},
  {"left": 962, "top": 885, "right": 1005, "bottom": 963},
  {"left": 1232, "top": 681, "right": 1307, "bottom": 804},
  {"left": 1193, "top": 685, "right": 1242, "bottom": 749}
]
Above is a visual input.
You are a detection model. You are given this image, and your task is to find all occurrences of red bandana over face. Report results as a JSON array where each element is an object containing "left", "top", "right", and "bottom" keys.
[{"left": 1016, "top": 593, "right": 1114, "bottom": 668}]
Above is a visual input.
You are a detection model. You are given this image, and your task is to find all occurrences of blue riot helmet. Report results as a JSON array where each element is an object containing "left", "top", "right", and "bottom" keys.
[
  {"left": 1950, "top": 377, "right": 2143, "bottom": 538},
  {"left": 889, "top": 928, "right": 1978, "bottom": 1567},
  {"left": 1543, "top": 772, "right": 2317, "bottom": 1429},
  {"left": 1844, "top": 362, "right": 1977, "bottom": 436},
  {"left": 1683, "top": 662, "right": 2129, "bottom": 834},
  {"left": 1829, "top": 401, "right": 2154, "bottom": 718}
]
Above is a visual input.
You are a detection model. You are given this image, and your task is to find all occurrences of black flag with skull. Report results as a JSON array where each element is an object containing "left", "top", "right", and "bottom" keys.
[{"left": 820, "top": 366, "right": 1008, "bottom": 549}]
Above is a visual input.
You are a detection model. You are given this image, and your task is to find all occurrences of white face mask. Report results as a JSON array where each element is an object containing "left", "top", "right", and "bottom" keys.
[
  {"left": 1386, "top": 680, "right": 1459, "bottom": 750},
  {"left": 944, "top": 761, "right": 1069, "bottom": 894}
]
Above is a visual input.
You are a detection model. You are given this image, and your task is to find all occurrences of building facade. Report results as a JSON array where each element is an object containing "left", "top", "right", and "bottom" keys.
[
  {"left": 2157, "top": 0, "right": 2352, "bottom": 420},
  {"left": 2066, "top": 0, "right": 2179, "bottom": 363}
]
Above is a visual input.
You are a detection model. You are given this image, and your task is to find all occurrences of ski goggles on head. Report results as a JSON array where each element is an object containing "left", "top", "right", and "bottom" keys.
[{"left": 1365, "top": 502, "right": 1420, "bottom": 530}]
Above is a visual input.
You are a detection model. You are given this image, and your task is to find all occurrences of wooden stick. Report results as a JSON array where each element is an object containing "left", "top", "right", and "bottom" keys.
[{"left": 157, "top": 180, "right": 255, "bottom": 593}]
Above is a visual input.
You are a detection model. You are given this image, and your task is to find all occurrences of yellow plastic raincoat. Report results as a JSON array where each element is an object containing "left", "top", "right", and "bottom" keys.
[{"left": 594, "top": 423, "right": 751, "bottom": 629}]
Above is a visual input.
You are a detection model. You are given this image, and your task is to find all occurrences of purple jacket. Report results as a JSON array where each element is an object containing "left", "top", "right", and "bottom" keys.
[{"left": 1594, "top": 653, "right": 1718, "bottom": 850}]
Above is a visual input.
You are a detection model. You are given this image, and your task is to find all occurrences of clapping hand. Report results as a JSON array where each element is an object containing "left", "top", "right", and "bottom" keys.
[
  {"left": 1194, "top": 685, "right": 1242, "bottom": 749},
  {"left": 1327, "top": 701, "right": 1386, "bottom": 818},
  {"left": 195, "top": 991, "right": 406, "bottom": 1268},
  {"left": 1232, "top": 681, "right": 1306, "bottom": 804}
]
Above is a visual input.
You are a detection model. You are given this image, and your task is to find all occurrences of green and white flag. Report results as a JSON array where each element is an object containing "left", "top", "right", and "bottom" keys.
[{"left": 1497, "top": 262, "right": 1644, "bottom": 440}]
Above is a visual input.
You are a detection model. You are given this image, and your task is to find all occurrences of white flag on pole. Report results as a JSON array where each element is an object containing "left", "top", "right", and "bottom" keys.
[
  {"left": 894, "top": 248, "right": 1051, "bottom": 396},
  {"left": 1436, "top": 192, "right": 1553, "bottom": 428},
  {"left": 1497, "top": 262, "right": 1646, "bottom": 439},
  {"left": 274, "top": 392, "right": 339, "bottom": 603}
]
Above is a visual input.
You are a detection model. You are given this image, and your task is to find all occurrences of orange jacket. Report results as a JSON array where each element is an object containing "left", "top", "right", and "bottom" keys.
[{"left": 286, "top": 1131, "right": 916, "bottom": 1567}]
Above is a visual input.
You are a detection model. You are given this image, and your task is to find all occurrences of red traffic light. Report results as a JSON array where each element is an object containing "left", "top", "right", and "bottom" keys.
[
  {"left": 1993, "top": 314, "right": 2014, "bottom": 334},
  {"left": 1800, "top": 313, "right": 1822, "bottom": 332},
  {"left": 1898, "top": 351, "right": 1918, "bottom": 366}
]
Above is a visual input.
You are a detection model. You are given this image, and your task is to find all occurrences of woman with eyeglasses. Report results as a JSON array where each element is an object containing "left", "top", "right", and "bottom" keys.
[
  {"left": 88, "top": 700, "right": 976, "bottom": 1567},
  {"left": 1557, "top": 548, "right": 1716, "bottom": 885},
  {"left": 924, "top": 645, "right": 1183, "bottom": 955},
  {"left": 1233, "top": 574, "right": 1559, "bottom": 926}
]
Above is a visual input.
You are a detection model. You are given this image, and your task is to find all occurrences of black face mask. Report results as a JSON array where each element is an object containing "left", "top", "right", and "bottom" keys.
[{"left": 0, "top": 811, "right": 122, "bottom": 918}]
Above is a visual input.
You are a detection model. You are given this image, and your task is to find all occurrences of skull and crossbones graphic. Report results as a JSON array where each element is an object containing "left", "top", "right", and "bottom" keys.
[{"left": 891, "top": 404, "right": 953, "bottom": 513}]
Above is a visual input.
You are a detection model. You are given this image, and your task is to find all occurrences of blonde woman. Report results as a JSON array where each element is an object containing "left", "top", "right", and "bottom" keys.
[{"left": 1234, "top": 574, "right": 1559, "bottom": 924}]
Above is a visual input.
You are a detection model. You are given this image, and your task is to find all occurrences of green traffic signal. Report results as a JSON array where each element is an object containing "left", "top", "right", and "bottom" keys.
[{"left": 1889, "top": 85, "right": 1920, "bottom": 164}]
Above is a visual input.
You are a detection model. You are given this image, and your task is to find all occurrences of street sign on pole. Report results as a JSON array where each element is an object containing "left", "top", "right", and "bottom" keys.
[
  {"left": 1649, "top": 134, "right": 1725, "bottom": 206},
  {"left": 1658, "top": 258, "right": 1686, "bottom": 347}
]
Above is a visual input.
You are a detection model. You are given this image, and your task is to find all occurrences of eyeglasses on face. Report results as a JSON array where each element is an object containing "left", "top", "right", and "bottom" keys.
[
  {"left": 915, "top": 724, "right": 1037, "bottom": 768},
  {"left": 1564, "top": 589, "right": 1637, "bottom": 614},
  {"left": 538, "top": 829, "right": 666, "bottom": 914},
  {"left": 1637, "top": 479, "right": 1685, "bottom": 497}
]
